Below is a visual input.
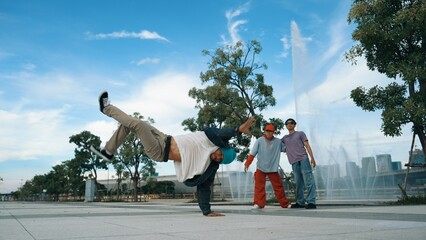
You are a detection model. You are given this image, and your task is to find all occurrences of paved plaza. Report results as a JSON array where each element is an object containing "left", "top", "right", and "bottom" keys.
[{"left": 1, "top": 200, "right": 425, "bottom": 240}]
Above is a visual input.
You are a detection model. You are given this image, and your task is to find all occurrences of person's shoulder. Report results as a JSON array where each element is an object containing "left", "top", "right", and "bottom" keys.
[
  {"left": 259, "top": 136, "right": 269, "bottom": 142},
  {"left": 295, "top": 131, "right": 308, "bottom": 139},
  {"left": 274, "top": 137, "right": 284, "bottom": 144},
  {"left": 253, "top": 136, "right": 264, "bottom": 144}
]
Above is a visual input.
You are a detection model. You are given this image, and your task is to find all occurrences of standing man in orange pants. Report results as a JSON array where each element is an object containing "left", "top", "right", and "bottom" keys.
[{"left": 244, "top": 124, "right": 291, "bottom": 209}]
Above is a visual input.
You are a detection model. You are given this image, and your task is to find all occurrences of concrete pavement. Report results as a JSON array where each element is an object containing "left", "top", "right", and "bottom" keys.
[{"left": 1, "top": 200, "right": 425, "bottom": 240}]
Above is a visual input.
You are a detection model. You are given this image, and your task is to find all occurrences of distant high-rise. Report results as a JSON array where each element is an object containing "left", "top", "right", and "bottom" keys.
[
  {"left": 346, "top": 161, "right": 360, "bottom": 177},
  {"left": 391, "top": 162, "right": 402, "bottom": 171},
  {"left": 361, "top": 156, "right": 376, "bottom": 177},
  {"left": 376, "top": 154, "right": 392, "bottom": 172},
  {"left": 316, "top": 164, "right": 340, "bottom": 179},
  {"left": 411, "top": 149, "right": 425, "bottom": 166}
]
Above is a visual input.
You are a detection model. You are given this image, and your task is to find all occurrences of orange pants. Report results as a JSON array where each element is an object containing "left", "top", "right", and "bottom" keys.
[{"left": 253, "top": 169, "right": 289, "bottom": 208}]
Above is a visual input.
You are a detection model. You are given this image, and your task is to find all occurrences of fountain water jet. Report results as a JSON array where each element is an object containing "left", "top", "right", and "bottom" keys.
[{"left": 290, "top": 21, "right": 399, "bottom": 201}]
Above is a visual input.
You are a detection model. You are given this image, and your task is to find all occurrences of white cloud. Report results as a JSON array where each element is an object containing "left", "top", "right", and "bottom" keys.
[
  {"left": 85, "top": 120, "right": 118, "bottom": 144},
  {"left": 300, "top": 59, "right": 390, "bottom": 109},
  {"left": 132, "top": 58, "right": 160, "bottom": 65},
  {"left": 28, "top": 75, "right": 84, "bottom": 100},
  {"left": 0, "top": 51, "right": 14, "bottom": 60},
  {"left": 86, "top": 30, "right": 169, "bottom": 41},
  {"left": 319, "top": 16, "right": 352, "bottom": 66},
  {"left": 225, "top": 2, "right": 250, "bottom": 19},
  {"left": 1, "top": 69, "right": 135, "bottom": 115},
  {"left": 0, "top": 107, "right": 75, "bottom": 162},
  {"left": 118, "top": 72, "right": 200, "bottom": 131},
  {"left": 22, "top": 63, "right": 36, "bottom": 71},
  {"left": 278, "top": 36, "right": 290, "bottom": 58},
  {"left": 223, "top": 2, "right": 250, "bottom": 45}
]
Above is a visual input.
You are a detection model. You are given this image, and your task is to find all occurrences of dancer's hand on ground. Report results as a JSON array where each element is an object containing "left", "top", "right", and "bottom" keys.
[
  {"left": 239, "top": 116, "right": 255, "bottom": 136},
  {"left": 207, "top": 212, "right": 225, "bottom": 217}
]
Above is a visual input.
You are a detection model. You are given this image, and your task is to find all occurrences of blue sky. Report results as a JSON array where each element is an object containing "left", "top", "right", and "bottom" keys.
[{"left": 0, "top": 0, "right": 415, "bottom": 193}]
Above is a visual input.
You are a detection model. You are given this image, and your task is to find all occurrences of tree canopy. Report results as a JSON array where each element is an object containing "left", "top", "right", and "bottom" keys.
[
  {"left": 69, "top": 130, "right": 108, "bottom": 180},
  {"left": 182, "top": 40, "right": 284, "bottom": 161},
  {"left": 346, "top": 0, "right": 426, "bottom": 156}
]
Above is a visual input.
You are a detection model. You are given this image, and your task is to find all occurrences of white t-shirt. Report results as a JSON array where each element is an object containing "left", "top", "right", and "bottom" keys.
[{"left": 173, "top": 131, "right": 219, "bottom": 182}]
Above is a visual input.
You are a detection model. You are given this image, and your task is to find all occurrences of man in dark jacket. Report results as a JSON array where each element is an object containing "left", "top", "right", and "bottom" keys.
[{"left": 91, "top": 91, "right": 254, "bottom": 216}]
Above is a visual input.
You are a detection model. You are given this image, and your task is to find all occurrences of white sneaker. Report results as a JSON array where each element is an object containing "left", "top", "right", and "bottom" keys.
[{"left": 251, "top": 204, "right": 261, "bottom": 210}]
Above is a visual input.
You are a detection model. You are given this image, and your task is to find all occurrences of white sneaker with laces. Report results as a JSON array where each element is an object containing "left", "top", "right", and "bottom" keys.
[{"left": 251, "top": 204, "right": 261, "bottom": 210}]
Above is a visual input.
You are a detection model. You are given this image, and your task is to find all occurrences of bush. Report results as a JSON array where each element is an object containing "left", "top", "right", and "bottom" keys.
[{"left": 392, "top": 195, "right": 426, "bottom": 205}]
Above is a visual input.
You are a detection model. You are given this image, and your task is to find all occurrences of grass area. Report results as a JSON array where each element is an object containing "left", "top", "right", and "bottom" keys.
[{"left": 391, "top": 195, "right": 426, "bottom": 205}]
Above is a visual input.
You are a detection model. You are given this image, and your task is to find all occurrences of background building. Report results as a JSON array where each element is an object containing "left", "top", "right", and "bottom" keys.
[
  {"left": 391, "top": 162, "right": 402, "bottom": 171},
  {"left": 346, "top": 161, "right": 360, "bottom": 177},
  {"left": 316, "top": 164, "right": 340, "bottom": 179},
  {"left": 361, "top": 156, "right": 376, "bottom": 177},
  {"left": 412, "top": 149, "right": 425, "bottom": 166},
  {"left": 376, "top": 154, "right": 392, "bottom": 173}
]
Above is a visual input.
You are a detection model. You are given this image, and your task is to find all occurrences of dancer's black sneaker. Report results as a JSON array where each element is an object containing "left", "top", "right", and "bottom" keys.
[
  {"left": 90, "top": 146, "right": 113, "bottom": 162},
  {"left": 290, "top": 203, "right": 305, "bottom": 209},
  {"left": 305, "top": 203, "right": 317, "bottom": 209},
  {"left": 98, "top": 91, "right": 109, "bottom": 113}
]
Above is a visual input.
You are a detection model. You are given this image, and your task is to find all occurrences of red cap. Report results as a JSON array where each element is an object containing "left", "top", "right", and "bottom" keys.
[{"left": 264, "top": 124, "right": 275, "bottom": 132}]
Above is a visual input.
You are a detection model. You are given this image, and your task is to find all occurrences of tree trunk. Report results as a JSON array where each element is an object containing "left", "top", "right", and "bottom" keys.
[
  {"left": 116, "top": 178, "right": 122, "bottom": 200},
  {"left": 414, "top": 124, "right": 426, "bottom": 159},
  {"left": 400, "top": 132, "right": 416, "bottom": 201},
  {"left": 133, "top": 177, "right": 139, "bottom": 202},
  {"left": 419, "top": 76, "right": 426, "bottom": 157}
]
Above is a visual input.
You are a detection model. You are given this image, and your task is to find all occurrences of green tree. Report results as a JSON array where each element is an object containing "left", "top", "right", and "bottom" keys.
[
  {"left": 112, "top": 113, "right": 157, "bottom": 202},
  {"left": 61, "top": 160, "right": 86, "bottom": 198},
  {"left": 29, "top": 174, "right": 50, "bottom": 200},
  {"left": 69, "top": 131, "right": 108, "bottom": 179},
  {"left": 182, "top": 40, "right": 283, "bottom": 161},
  {"left": 141, "top": 179, "right": 174, "bottom": 195},
  {"left": 17, "top": 180, "right": 33, "bottom": 200},
  {"left": 44, "top": 165, "right": 69, "bottom": 200},
  {"left": 112, "top": 162, "right": 125, "bottom": 200},
  {"left": 69, "top": 131, "right": 108, "bottom": 200},
  {"left": 33, "top": 162, "right": 84, "bottom": 201},
  {"left": 346, "top": 0, "right": 426, "bottom": 157},
  {"left": 15, "top": 165, "right": 66, "bottom": 201}
]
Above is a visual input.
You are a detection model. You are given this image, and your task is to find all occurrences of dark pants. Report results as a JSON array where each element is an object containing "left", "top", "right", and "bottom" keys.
[{"left": 183, "top": 161, "right": 219, "bottom": 215}]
